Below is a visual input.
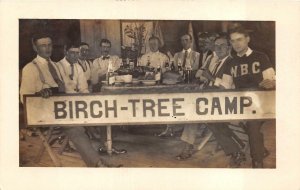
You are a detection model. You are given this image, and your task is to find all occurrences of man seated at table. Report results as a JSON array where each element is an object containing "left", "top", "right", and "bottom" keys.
[
  {"left": 197, "top": 32, "right": 216, "bottom": 67},
  {"left": 158, "top": 34, "right": 200, "bottom": 137},
  {"left": 174, "top": 33, "right": 200, "bottom": 79},
  {"left": 139, "top": 36, "right": 169, "bottom": 72},
  {"left": 20, "top": 32, "right": 118, "bottom": 167},
  {"left": 78, "top": 42, "right": 93, "bottom": 92},
  {"left": 91, "top": 39, "right": 122, "bottom": 92},
  {"left": 176, "top": 34, "right": 246, "bottom": 167}
]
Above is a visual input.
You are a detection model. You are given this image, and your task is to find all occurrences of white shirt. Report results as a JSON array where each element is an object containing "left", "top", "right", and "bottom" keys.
[
  {"left": 140, "top": 51, "right": 169, "bottom": 71},
  {"left": 91, "top": 55, "right": 122, "bottom": 85},
  {"left": 78, "top": 59, "right": 92, "bottom": 81},
  {"left": 20, "top": 55, "right": 61, "bottom": 103},
  {"left": 56, "top": 57, "right": 89, "bottom": 94}
]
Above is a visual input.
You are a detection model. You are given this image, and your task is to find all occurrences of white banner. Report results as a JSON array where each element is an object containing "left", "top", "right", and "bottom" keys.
[{"left": 24, "top": 90, "right": 275, "bottom": 127}]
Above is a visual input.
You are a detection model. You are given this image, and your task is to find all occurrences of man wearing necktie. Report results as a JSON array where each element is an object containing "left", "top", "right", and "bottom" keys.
[
  {"left": 20, "top": 32, "right": 64, "bottom": 103},
  {"left": 78, "top": 42, "right": 93, "bottom": 91},
  {"left": 91, "top": 39, "right": 122, "bottom": 92},
  {"left": 174, "top": 34, "right": 200, "bottom": 79},
  {"left": 177, "top": 34, "right": 246, "bottom": 167}
]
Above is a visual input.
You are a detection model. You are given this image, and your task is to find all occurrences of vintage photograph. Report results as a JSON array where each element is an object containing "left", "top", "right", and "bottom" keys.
[{"left": 19, "top": 19, "right": 276, "bottom": 168}]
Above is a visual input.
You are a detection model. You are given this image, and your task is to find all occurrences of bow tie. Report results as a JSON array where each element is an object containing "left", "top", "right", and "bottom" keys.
[{"left": 102, "top": 56, "right": 110, "bottom": 60}]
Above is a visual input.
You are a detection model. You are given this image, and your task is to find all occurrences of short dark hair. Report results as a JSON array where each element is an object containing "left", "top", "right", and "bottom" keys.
[
  {"left": 181, "top": 33, "right": 193, "bottom": 41},
  {"left": 31, "top": 31, "right": 52, "bottom": 45},
  {"left": 65, "top": 41, "right": 80, "bottom": 51},
  {"left": 79, "top": 42, "right": 89, "bottom": 47},
  {"left": 215, "top": 32, "right": 231, "bottom": 46},
  {"left": 229, "top": 26, "right": 250, "bottom": 37},
  {"left": 100, "top": 39, "right": 111, "bottom": 47},
  {"left": 197, "top": 32, "right": 209, "bottom": 39}
]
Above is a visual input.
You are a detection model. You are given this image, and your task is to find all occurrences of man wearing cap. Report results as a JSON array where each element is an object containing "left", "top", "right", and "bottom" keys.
[
  {"left": 91, "top": 39, "right": 122, "bottom": 92},
  {"left": 220, "top": 26, "right": 275, "bottom": 168}
]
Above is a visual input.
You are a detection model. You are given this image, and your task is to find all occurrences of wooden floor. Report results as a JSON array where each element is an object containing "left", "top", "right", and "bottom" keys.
[{"left": 19, "top": 120, "right": 276, "bottom": 168}]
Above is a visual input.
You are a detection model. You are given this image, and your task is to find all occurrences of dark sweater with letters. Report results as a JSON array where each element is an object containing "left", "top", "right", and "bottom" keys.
[{"left": 223, "top": 50, "right": 274, "bottom": 89}]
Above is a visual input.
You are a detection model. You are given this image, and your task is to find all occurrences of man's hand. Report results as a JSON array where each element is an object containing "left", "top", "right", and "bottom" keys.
[
  {"left": 202, "top": 69, "right": 215, "bottom": 82},
  {"left": 259, "top": 79, "right": 276, "bottom": 89},
  {"left": 36, "top": 88, "right": 52, "bottom": 98}
]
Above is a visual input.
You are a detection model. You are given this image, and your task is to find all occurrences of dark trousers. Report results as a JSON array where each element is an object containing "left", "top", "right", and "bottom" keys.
[
  {"left": 245, "top": 121, "right": 264, "bottom": 162},
  {"left": 64, "top": 127, "right": 102, "bottom": 167},
  {"left": 208, "top": 123, "right": 241, "bottom": 155}
]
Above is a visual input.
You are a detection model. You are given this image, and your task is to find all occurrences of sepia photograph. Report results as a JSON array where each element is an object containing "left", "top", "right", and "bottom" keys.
[{"left": 19, "top": 19, "right": 276, "bottom": 168}]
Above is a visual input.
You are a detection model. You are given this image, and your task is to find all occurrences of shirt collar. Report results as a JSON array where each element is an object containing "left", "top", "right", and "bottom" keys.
[
  {"left": 219, "top": 55, "right": 229, "bottom": 63},
  {"left": 237, "top": 47, "right": 253, "bottom": 57},
  {"left": 182, "top": 48, "right": 192, "bottom": 53},
  {"left": 36, "top": 55, "right": 50, "bottom": 64}
]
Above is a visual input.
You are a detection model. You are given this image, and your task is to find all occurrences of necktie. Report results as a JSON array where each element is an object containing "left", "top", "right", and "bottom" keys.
[
  {"left": 199, "top": 51, "right": 203, "bottom": 69},
  {"left": 182, "top": 50, "right": 188, "bottom": 68},
  {"left": 47, "top": 59, "right": 65, "bottom": 92},
  {"left": 69, "top": 63, "right": 74, "bottom": 80},
  {"left": 211, "top": 60, "right": 222, "bottom": 77}
]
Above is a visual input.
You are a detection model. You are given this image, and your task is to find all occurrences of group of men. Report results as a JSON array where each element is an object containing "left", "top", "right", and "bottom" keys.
[{"left": 20, "top": 25, "right": 275, "bottom": 168}]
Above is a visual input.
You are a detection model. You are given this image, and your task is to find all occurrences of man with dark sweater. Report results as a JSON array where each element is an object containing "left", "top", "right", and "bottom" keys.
[{"left": 220, "top": 26, "right": 275, "bottom": 168}]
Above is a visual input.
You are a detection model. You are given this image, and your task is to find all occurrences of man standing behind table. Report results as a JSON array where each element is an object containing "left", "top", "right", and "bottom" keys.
[
  {"left": 220, "top": 26, "right": 275, "bottom": 168},
  {"left": 91, "top": 39, "right": 122, "bottom": 92},
  {"left": 174, "top": 34, "right": 200, "bottom": 78},
  {"left": 78, "top": 42, "right": 93, "bottom": 91},
  {"left": 56, "top": 42, "right": 120, "bottom": 167},
  {"left": 140, "top": 36, "right": 169, "bottom": 72}
]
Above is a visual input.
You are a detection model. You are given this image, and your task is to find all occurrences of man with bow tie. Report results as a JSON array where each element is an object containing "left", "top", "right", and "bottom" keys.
[{"left": 91, "top": 39, "right": 122, "bottom": 92}]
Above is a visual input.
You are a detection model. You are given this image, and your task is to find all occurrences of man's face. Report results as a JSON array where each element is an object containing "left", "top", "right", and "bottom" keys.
[
  {"left": 149, "top": 39, "right": 159, "bottom": 52},
  {"left": 100, "top": 42, "right": 111, "bottom": 56},
  {"left": 66, "top": 47, "right": 80, "bottom": 64},
  {"left": 230, "top": 32, "right": 250, "bottom": 54},
  {"left": 79, "top": 45, "right": 89, "bottom": 60},
  {"left": 198, "top": 37, "right": 210, "bottom": 52},
  {"left": 181, "top": 35, "right": 192, "bottom": 50},
  {"left": 214, "top": 38, "right": 230, "bottom": 59},
  {"left": 34, "top": 37, "right": 52, "bottom": 59}
]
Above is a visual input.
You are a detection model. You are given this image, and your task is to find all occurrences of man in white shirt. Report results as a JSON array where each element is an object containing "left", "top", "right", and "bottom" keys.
[
  {"left": 56, "top": 43, "right": 89, "bottom": 93},
  {"left": 78, "top": 42, "right": 92, "bottom": 91},
  {"left": 140, "top": 36, "right": 169, "bottom": 72},
  {"left": 91, "top": 39, "right": 122, "bottom": 91},
  {"left": 21, "top": 34, "right": 115, "bottom": 167},
  {"left": 174, "top": 34, "right": 200, "bottom": 74},
  {"left": 20, "top": 33, "right": 64, "bottom": 103}
]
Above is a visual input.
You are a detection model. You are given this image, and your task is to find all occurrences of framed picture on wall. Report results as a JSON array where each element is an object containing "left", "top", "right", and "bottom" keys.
[{"left": 120, "top": 20, "right": 154, "bottom": 57}]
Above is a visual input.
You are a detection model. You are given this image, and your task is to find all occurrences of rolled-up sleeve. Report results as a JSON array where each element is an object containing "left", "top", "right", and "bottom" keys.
[{"left": 20, "top": 64, "right": 38, "bottom": 103}]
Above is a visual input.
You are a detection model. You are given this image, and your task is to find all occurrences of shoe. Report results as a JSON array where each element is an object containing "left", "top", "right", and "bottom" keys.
[
  {"left": 252, "top": 160, "right": 264, "bottom": 168},
  {"left": 98, "top": 146, "right": 127, "bottom": 155},
  {"left": 229, "top": 152, "right": 246, "bottom": 168},
  {"left": 112, "top": 147, "right": 127, "bottom": 154},
  {"left": 157, "top": 127, "right": 174, "bottom": 138},
  {"left": 176, "top": 143, "right": 194, "bottom": 161}
]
